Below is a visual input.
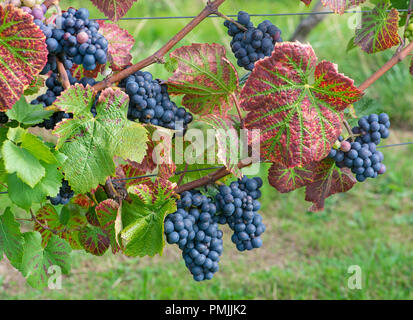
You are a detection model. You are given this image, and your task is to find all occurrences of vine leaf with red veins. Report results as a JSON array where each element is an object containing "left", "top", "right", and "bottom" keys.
[
  {"left": 97, "top": 21, "right": 134, "bottom": 71},
  {"left": 241, "top": 42, "right": 362, "bottom": 168},
  {"left": 34, "top": 204, "right": 87, "bottom": 249},
  {"left": 90, "top": 0, "right": 137, "bottom": 22},
  {"left": 268, "top": 161, "right": 316, "bottom": 193},
  {"left": 305, "top": 158, "right": 357, "bottom": 212},
  {"left": 95, "top": 199, "right": 122, "bottom": 254},
  {"left": 78, "top": 225, "right": 110, "bottom": 256},
  {"left": 0, "top": 5, "right": 48, "bottom": 110},
  {"left": 167, "top": 43, "right": 239, "bottom": 116},
  {"left": 354, "top": 3, "right": 400, "bottom": 54}
]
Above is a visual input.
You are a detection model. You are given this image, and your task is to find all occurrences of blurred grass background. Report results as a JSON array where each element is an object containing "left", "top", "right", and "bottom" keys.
[{"left": 1, "top": 0, "right": 413, "bottom": 300}]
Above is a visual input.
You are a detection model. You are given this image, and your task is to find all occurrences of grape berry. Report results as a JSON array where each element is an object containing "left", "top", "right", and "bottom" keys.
[{"left": 48, "top": 179, "right": 74, "bottom": 205}]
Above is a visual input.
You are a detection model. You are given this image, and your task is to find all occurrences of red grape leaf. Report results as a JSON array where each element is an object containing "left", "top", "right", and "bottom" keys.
[
  {"left": 95, "top": 199, "right": 121, "bottom": 254},
  {"left": 301, "top": 0, "right": 312, "bottom": 5},
  {"left": 97, "top": 20, "right": 134, "bottom": 71},
  {"left": 78, "top": 225, "right": 110, "bottom": 256},
  {"left": 34, "top": 204, "right": 86, "bottom": 249},
  {"left": 71, "top": 63, "right": 102, "bottom": 80},
  {"left": 86, "top": 207, "right": 101, "bottom": 227},
  {"left": 321, "top": 0, "right": 367, "bottom": 14},
  {"left": 0, "top": 5, "right": 48, "bottom": 110},
  {"left": 73, "top": 194, "right": 95, "bottom": 209},
  {"left": 354, "top": 4, "right": 400, "bottom": 54},
  {"left": 167, "top": 43, "right": 239, "bottom": 116},
  {"left": 410, "top": 57, "right": 413, "bottom": 76},
  {"left": 90, "top": 0, "right": 137, "bottom": 22},
  {"left": 241, "top": 42, "right": 362, "bottom": 168},
  {"left": 268, "top": 161, "right": 316, "bottom": 193},
  {"left": 203, "top": 115, "right": 242, "bottom": 178},
  {"left": 305, "top": 158, "right": 357, "bottom": 212}
]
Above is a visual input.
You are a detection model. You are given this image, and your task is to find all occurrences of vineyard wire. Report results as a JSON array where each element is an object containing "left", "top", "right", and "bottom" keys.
[{"left": 93, "top": 9, "right": 409, "bottom": 21}]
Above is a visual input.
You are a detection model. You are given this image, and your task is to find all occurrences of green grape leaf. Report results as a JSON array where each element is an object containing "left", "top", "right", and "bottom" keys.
[
  {"left": 305, "top": 158, "right": 357, "bottom": 211},
  {"left": 167, "top": 43, "right": 239, "bottom": 116},
  {"left": 23, "top": 75, "right": 44, "bottom": 96},
  {"left": 2, "top": 140, "right": 45, "bottom": 187},
  {"left": 34, "top": 204, "right": 86, "bottom": 248},
  {"left": 78, "top": 225, "right": 110, "bottom": 256},
  {"left": 0, "top": 5, "right": 48, "bottom": 110},
  {"left": 121, "top": 179, "right": 177, "bottom": 257},
  {"left": 21, "top": 232, "right": 71, "bottom": 289},
  {"left": 53, "top": 85, "right": 148, "bottom": 193},
  {"left": 240, "top": 42, "right": 363, "bottom": 168},
  {"left": 21, "top": 131, "right": 56, "bottom": 164},
  {"left": 7, "top": 162, "right": 63, "bottom": 210},
  {"left": 0, "top": 208, "right": 24, "bottom": 268},
  {"left": 6, "top": 96, "right": 53, "bottom": 126},
  {"left": 91, "top": 0, "right": 138, "bottom": 21},
  {"left": 354, "top": 3, "right": 400, "bottom": 54},
  {"left": 95, "top": 199, "right": 121, "bottom": 253},
  {"left": 97, "top": 21, "right": 134, "bottom": 71}
]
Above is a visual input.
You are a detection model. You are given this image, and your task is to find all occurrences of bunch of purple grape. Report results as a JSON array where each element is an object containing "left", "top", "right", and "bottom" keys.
[
  {"left": 33, "top": 7, "right": 108, "bottom": 74},
  {"left": 224, "top": 11, "right": 282, "bottom": 71},
  {"left": 328, "top": 113, "right": 390, "bottom": 182}
]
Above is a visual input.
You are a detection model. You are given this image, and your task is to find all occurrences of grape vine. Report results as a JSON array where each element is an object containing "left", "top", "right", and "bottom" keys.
[{"left": 0, "top": 0, "right": 411, "bottom": 288}]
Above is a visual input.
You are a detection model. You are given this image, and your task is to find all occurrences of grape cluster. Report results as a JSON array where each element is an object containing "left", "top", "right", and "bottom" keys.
[
  {"left": 120, "top": 70, "right": 193, "bottom": 130},
  {"left": 4, "top": 0, "right": 46, "bottom": 21},
  {"left": 224, "top": 11, "right": 282, "bottom": 71},
  {"left": 34, "top": 7, "right": 108, "bottom": 74},
  {"left": 31, "top": 72, "right": 98, "bottom": 129},
  {"left": 0, "top": 112, "right": 8, "bottom": 124},
  {"left": 48, "top": 179, "right": 74, "bottom": 205},
  {"left": 164, "top": 191, "right": 223, "bottom": 281},
  {"left": 215, "top": 176, "right": 265, "bottom": 251},
  {"left": 328, "top": 113, "right": 390, "bottom": 182}
]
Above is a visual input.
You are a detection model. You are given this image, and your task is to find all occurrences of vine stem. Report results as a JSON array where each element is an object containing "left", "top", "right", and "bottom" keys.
[
  {"left": 231, "top": 93, "right": 244, "bottom": 129},
  {"left": 57, "top": 59, "right": 70, "bottom": 89},
  {"left": 358, "top": 40, "right": 413, "bottom": 91},
  {"left": 176, "top": 158, "right": 252, "bottom": 193},
  {"left": 343, "top": 120, "right": 354, "bottom": 142},
  {"left": 92, "top": 0, "right": 227, "bottom": 92},
  {"left": 214, "top": 11, "right": 248, "bottom": 31}
]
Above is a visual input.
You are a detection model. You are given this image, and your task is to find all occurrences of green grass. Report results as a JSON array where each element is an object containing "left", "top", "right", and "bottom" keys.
[{"left": 1, "top": 0, "right": 413, "bottom": 300}]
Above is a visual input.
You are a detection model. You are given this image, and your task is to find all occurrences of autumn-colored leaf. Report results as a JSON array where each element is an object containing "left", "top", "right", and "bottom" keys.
[
  {"left": 95, "top": 199, "right": 121, "bottom": 253},
  {"left": 78, "top": 225, "right": 110, "bottom": 256},
  {"left": 268, "top": 161, "right": 316, "bottom": 193},
  {"left": 71, "top": 63, "right": 102, "bottom": 80},
  {"left": 97, "top": 21, "right": 134, "bottom": 71},
  {"left": 241, "top": 42, "right": 362, "bottom": 167},
  {"left": 305, "top": 158, "right": 357, "bottom": 212},
  {"left": 34, "top": 204, "right": 86, "bottom": 248},
  {"left": 0, "top": 5, "right": 48, "bottom": 110},
  {"left": 90, "top": 0, "right": 137, "bottom": 21},
  {"left": 301, "top": 0, "right": 312, "bottom": 5},
  {"left": 73, "top": 194, "right": 95, "bottom": 209},
  {"left": 354, "top": 4, "right": 400, "bottom": 54},
  {"left": 167, "top": 43, "right": 239, "bottom": 116},
  {"left": 321, "top": 0, "right": 367, "bottom": 14}
]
